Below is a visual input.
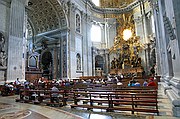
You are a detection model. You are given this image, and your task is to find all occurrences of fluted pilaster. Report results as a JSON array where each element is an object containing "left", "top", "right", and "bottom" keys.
[{"left": 7, "top": 0, "right": 26, "bottom": 82}]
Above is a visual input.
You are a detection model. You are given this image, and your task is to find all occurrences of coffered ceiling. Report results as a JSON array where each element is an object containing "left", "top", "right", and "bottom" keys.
[{"left": 27, "top": 0, "right": 67, "bottom": 35}]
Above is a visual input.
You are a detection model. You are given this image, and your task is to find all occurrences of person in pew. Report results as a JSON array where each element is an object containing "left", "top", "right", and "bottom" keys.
[
  {"left": 143, "top": 79, "right": 148, "bottom": 86},
  {"left": 2, "top": 82, "right": 14, "bottom": 96},
  {"left": 117, "top": 81, "right": 123, "bottom": 86},
  {"left": 82, "top": 80, "right": 87, "bottom": 84},
  {"left": 128, "top": 77, "right": 136, "bottom": 86},
  {"left": 51, "top": 84, "right": 61, "bottom": 103},
  {"left": 14, "top": 78, "right": 21, "bottom": 85},
  {"left": 29, "top": 83, "right": 35, "bottom": 89},
  {"left": 70, "top": 80, "right": 74, "bottom": 85},
  {"left": 128, "top": 80, "right": 135, "bottom": 86},
  {"left": 24, "top": 80, "right": 30, "bottom": 89},
  {"left": 147, "top": 77, "right": 157, "bottom": 87},
  {"left": 134, "top": 80, "right": 141, "bottom": 87}
]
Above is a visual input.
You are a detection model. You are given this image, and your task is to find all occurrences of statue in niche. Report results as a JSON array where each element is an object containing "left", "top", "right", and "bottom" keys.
[
  {"left": 76, "top": 54, "right": 81, "bottom": 70},
  {"left": 136, "top": 57, "right": 142, "bottom": 67},
  {"left": 131, "top": 56, "right": 136, "bottom": 68},
  {"left": 0, "top": 33, "right": 6, "bottom": 67},
  {"left": 115, "top": 58, "right": 120, "bottom": 69},
  {"left": 111, "top": 58, "right": 116, "bottom": 69},
  {"left": 0, "top": 52, "right": 7, "bottom": 67},
  {"left": 0, "top": 32, "right": 5, "bottom": 52}
]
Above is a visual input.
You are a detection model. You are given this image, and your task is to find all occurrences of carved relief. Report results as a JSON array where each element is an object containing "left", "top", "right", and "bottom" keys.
[{"left": 67, "top": 2, "right": 77, "bottom": 12}]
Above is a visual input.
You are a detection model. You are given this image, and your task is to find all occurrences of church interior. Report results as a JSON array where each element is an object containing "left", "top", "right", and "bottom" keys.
[{"left": 0, "top": 0, "right": 180, "bottom": 118}]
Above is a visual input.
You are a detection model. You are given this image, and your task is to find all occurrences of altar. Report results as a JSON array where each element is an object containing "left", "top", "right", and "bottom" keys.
[
  {"left": 109, "top": 13, "right": 144, "bottom": 77},
  {"left": 110, "top": 67, "right": 143, "bottom": 76}
]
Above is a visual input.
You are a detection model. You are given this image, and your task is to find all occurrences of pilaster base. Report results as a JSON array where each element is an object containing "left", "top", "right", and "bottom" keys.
[
  {"left": 0, "top": 67, "right": 7, "bottom": 84},
  {"left": 164, "top": 77, "right": 180, "bottom": 117},
  {"left": 166, "top": 89, "right": 180, "bottom": 117}
]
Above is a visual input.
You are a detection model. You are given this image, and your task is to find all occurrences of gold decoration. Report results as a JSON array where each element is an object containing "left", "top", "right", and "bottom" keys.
[
  {"left": 100, "top": 0, "right": 134, "bottom": 8},
  {"left": 110, "top": 13, "right": 144, "bottom": 70}
]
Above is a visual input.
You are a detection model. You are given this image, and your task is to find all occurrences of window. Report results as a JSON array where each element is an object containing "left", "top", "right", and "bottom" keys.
[
  {"left": 76, "top": 53, "right": 81, "bottom": 70},
  {"left": 76, "top": 14, "right": 81, "bottom": 33},
  {"left": 92, "top": 0, "right": 100, "bottom": 6},
  {"left": 91, "top": 24, "right": 101, "bottom": 42},
  {"left": 151, "top": 15, "right": 155, "bottom": 33}
]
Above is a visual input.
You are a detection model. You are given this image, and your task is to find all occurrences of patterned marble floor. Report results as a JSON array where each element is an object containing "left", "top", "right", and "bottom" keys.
[
  {"left": 0, "top": 96, "right": 83, "bottom": 119},
  {"left": 0, "top": 83, "right": 179, "bottom": 119}
]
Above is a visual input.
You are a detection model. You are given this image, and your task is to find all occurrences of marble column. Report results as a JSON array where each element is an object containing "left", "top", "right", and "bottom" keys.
[{"left": 7, "top": 0, "right": 26, "bottom": 82}]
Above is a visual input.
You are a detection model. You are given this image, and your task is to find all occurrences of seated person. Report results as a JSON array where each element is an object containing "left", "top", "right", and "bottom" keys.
[
  {"left": 128, "top": 77, "right": 136, "bottom": 87},
  {"left": 15, "top": 78, "right": 21, "bottom": 85},
  {"left": 143, "top": 80, "right": 148, "bottom": 86},
  {"left": 128, "top": 80, "right": 135, "bottom": 87},
  {"left": 51, "top": 84, "right": 60, "bottom": 103},
  {"left": 134, "top": 81, "right": 141, "bottom": 87},
  {"left": 147, "top": 77, "right": 157, "bottom": 87},
  {"left": 117, "top": 81, "right": 123, "bottom": 86}
]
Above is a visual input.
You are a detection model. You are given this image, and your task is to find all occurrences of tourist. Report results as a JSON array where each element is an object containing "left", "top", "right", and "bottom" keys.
[
  {"left": 134, "top": 80, "right": 141, "bottom": 87},
  {"left": 51, "top": 84, "right": 60, "bottom": 103},
  {"left": 150, "top": 65, "right": 156, "bottom": 76},
  {"left": 143, "top": 79, "right": 148, "bottom": 86},
  {"left": 147, "top": 77, "right": 157, "bottom": 87},
  {"left": 128, "top": 77, "right": 136, "bottom": 86},
  {"left": 15, "top": 78, "right": 21, "bottom": 85}
]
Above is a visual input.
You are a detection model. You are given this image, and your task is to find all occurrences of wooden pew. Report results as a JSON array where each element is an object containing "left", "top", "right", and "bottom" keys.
[
  {"left": 71, "top": 89, "right": 159, "bottom": 115},
  {"left": 16, "top": 89, "right": 66, "bottom": 107}
]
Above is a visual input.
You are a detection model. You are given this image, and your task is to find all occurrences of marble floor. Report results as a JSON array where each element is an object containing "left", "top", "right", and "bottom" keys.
[{"left": 0, "top": 83, "right": 179, "bottom": 119}]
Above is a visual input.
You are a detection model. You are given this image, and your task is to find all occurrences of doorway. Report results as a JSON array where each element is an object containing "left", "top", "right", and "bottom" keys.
[{"left": 41, "top": 51, "right": 52, "bottom": 79}]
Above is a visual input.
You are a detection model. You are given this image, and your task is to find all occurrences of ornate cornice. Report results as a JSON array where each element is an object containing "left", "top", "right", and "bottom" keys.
[{"left": 83, "top": 0, "right": 142, "bottom": 14}]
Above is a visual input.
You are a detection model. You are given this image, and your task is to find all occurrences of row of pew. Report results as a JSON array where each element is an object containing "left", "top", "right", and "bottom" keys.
[{"left": 16, "top": 84, "right": 159, "bottom": 115}]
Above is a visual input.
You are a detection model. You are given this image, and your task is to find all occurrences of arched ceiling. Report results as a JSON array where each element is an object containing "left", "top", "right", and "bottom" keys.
[
  {"left": 87, "top": 0, "right": 140, "bottom": 15},
  {"left": 27, "top": 0, "right": 67, "bottom": 35},
  {"left": 100, "top": 0, "right": 136, "bottom": 8}
]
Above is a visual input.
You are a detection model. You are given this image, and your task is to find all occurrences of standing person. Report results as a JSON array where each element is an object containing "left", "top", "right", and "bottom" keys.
[{"left": 150, "top": 65, "right": 156, "bottom": 76}]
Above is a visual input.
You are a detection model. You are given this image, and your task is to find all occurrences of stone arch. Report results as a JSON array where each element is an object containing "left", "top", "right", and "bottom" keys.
[{"left": 27, "top": 0, "right": 68, "bottom": 35}]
